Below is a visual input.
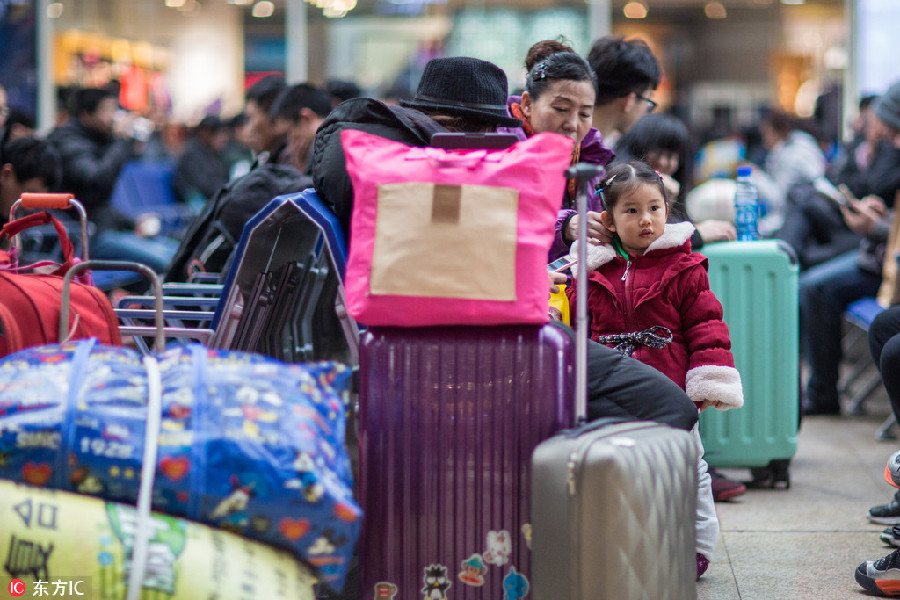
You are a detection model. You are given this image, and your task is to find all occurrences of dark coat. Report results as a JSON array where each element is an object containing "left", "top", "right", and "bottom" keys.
[
  {"left": 174, "top": 136, "right": 229, "bottom": 201},
  {"left": 311, "top": 97, "right": 447, "bottom": 239},
  {"left": 165, "top": 163, "right": 310, "bottom": 282},
  {"left": 567, "top": 221, "right": 742, "bottom": 409},
  {"left": 47, "top": 118, "right": 137, "bottom": 232}
]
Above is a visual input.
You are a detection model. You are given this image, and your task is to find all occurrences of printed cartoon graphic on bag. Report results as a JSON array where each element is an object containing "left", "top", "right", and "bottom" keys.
[
  {"left": 458, "top": 553, "right": 488, "bottom": 587},
  {"left": 502, "top": 567, "right": 529, "bottom": 600},
  {"left": 374, "top": 582, "right": 398, "bottom": 599},
  {"left": 483, "top": 530, "right": 512, "bottom": 566},
  {"left": 520, "top": 524, "right": 532, "bottom": 550},
  {"left": 209, "top": 475, "right": 255, "bottom": 530},
  {"left": 421, "top": 564, "right": 451, "bottom": 600}
]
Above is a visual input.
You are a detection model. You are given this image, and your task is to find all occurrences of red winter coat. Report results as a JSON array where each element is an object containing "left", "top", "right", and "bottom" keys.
[{"left": 567, "top": 221, "right": 743, "bottom": 409}]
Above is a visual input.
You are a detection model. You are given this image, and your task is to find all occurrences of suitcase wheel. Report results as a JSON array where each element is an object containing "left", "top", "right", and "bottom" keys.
[{"left": 749, "top": 460, "right": 790, "bottom": 489}]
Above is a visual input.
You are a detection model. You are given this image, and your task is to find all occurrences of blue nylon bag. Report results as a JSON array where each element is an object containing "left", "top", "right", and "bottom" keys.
[{"left": 0, "top": 340, "right": 359, "bottom": 590}]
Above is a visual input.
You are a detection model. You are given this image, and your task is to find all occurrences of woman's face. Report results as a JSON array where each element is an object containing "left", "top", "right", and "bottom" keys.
[
  {"left": 646, "top": 149, "right": 680, "bottom": 177},
  {"left": 521, "top": 79, "right": 595, "bottom": 144}
]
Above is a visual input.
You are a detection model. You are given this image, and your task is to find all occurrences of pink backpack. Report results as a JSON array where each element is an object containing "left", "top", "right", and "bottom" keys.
[{"left": 341, "top": 129, "right": 573, "bottom": 327}]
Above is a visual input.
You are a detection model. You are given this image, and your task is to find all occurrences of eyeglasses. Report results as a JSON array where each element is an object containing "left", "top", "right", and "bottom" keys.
[{"left": 635, "top": 92, "right": 657, "bottom": 113}]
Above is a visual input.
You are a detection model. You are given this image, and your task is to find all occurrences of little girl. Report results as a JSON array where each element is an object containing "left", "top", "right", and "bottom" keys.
[{"left": 566, "top": 160, "right": 743, "bottom": 580}]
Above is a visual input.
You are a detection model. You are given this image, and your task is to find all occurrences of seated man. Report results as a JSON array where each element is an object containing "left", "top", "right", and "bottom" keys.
[{"left": 48, "top": 87, "right": 176, "bottom": 273}]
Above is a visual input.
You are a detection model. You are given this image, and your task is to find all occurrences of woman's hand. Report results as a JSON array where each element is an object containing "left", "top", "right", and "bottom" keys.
[
  {"left": 567, "top": 211, "right": 612, "bottom": 245},
  {"left": 695, "top": 220, "right": 737, "bottom": 243},
  {"left": 549, "top": 270, "right": 567, "bottom": 295}
]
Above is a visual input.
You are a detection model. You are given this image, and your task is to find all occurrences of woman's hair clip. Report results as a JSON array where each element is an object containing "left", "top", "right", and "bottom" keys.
[
  {"left": 604, "top": 174, "right": 617, "bottom": 187},
  {"left": 655, "top": 170, "right": 664, "bottom": 181},
  {"left": 532, "top": 59, "right": 550, "bottom": 81}
]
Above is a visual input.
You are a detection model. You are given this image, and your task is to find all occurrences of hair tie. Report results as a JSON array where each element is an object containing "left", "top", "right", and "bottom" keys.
[{"left": 532, "top": 59, "right": 550, "bottom": 81}]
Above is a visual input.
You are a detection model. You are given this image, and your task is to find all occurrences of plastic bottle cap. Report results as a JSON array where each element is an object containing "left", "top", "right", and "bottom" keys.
[{"left": 736, "top": 166, "right": 752, "bottom": 177}]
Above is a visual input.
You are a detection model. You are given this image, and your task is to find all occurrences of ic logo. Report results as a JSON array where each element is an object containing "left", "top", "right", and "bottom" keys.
[{"left": 8, "top": 579, "right": 25, "bottom": 596}]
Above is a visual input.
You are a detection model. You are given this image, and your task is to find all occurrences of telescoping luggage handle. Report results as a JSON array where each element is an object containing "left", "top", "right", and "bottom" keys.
[
  {"left": 566, "top": 163, "right": 606, "bottom": 423},
  {"left": 61, "top": 261, "right": 166, "bottom": 351},
  {"left": 11, "top": 193, "right": 90, "bottom": 261}
]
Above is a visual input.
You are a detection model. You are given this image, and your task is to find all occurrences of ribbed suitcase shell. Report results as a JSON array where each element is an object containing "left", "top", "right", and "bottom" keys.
[
  {"left": 531, "top": 420, "right": 698, "bottom": 600},
  {"left": 699, "top": 240, "right": 799, "bottom": 478},
  {"left": 358, "top": 324, "right": 574, "bottom": 600}
]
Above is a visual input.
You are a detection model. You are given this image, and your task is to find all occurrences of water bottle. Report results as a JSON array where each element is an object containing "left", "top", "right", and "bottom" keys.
[{"left": 734, "top": 165, "right": 759, "bottom": 241}]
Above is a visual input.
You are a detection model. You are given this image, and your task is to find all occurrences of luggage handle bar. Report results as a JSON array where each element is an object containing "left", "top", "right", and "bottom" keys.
[
  {"left": 566, "top": 163, "right": 605, "bottom": 424},
  {"left": 61, "top": 261, "right": 165, "bottom": 350},
  {"left": 11, "top": 194, "right": 90, "bottom": 261}
]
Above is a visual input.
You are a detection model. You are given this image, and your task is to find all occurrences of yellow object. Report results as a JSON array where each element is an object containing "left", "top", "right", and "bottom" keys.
[
  {"left": 549, "top": 283, "right": 571, "bottom": 326},
  {"left": 0, "top": 480, "right": 316, "bottom": 600}
]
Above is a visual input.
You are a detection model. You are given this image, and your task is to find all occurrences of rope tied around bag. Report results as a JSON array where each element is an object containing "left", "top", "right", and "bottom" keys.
[{"left": 596, "top": 325, "right": 673, "bottom": 357}]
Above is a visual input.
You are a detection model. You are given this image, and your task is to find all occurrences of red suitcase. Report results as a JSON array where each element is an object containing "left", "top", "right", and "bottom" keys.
[
  {"left": 0, "top": 194, "right": 121, "bottom": 357},
  {"left": 358, "top": 323, "right": 574, "bottom": 600}
]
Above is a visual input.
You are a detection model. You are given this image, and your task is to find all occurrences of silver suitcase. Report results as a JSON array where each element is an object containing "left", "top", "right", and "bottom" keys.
[
  {"left": 530, "top": 164, "right": 699, "bottom": 600},
  {"left": 531, "top": 419, "right": 698, "bottom": 599}
]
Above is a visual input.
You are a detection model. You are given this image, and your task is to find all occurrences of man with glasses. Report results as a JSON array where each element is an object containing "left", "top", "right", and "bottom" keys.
[{"left": 586, "top": 35, "right": 660, "bottom": 147}]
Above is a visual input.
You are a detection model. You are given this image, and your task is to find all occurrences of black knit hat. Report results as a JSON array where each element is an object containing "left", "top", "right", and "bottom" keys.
[
  {"left": 401, "top": 57, "right": 522, "bottom": 128},
  {"left": 874, "top": 80, "right": 900, "bottom": 131}
]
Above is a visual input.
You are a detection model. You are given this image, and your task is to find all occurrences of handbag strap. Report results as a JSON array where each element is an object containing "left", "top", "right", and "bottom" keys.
[{"left": 0, "top": 211, "right": 77, "bottom": 272}]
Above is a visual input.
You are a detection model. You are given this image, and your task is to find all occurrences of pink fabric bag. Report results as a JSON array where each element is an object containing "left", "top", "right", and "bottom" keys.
[{"left": 341, "top": 129, "right": 574, "bottom": 327}]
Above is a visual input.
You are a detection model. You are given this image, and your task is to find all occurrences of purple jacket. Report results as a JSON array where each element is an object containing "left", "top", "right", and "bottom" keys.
[{"left": 551, "top": 128, "right": 614, "bottom": 260}]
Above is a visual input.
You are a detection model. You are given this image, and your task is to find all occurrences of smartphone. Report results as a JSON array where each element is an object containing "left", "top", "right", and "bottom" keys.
[
  {"left": 430, "top": 132, "right": 519, "bottom": 150},
  {"left": 813, "top": 178, "right": 859, "bottom": 213},
  {"left": 548, "top": 257, "right": 576, "bottom": 273}
]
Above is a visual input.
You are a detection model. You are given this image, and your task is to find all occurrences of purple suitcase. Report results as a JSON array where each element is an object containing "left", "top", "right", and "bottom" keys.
[{"left": 358, "top": 323, "right": 574, "bottom": 600}]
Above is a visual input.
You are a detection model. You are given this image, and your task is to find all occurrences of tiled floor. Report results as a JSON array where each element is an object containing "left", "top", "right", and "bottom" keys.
[{"left": 698, "top": 392, "right": 899, "bottom": 600}]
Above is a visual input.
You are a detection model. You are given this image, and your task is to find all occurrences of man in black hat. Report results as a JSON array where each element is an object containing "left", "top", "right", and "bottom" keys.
[{"left": 311, "top": 56, "right": 522, "bottom": 239}]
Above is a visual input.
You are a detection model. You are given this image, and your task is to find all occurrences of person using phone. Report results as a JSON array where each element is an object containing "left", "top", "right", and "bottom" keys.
[
  {"left": 799, "top": 79, "right": 900, "bottom": 417},
  {"left": 504, "top": 39, "right": 615, "bottom": 261}
]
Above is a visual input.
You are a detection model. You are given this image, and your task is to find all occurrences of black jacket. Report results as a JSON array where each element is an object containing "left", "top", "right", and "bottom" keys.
[
  {"left": 47, "top": 118, "right": 137, "bottom": 232},
  {"left": 174, "top": 136, "right": 230, "bottom": 201},
  {"left": 311, "top": 97, "right": 446, "bottom": 239}
]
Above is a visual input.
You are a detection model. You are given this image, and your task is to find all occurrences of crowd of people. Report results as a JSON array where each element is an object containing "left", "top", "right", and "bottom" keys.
[{"left": 2, "top": 30, "right": 900, "bottom": 597}]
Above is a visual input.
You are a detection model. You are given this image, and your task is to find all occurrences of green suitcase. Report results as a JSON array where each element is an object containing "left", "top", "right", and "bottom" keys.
[{"left": 699, "top": 240, "right": 799, "bottom": 487}]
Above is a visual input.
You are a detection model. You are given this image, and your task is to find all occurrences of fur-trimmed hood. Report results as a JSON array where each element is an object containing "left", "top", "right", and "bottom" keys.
[{"left": 570, "top": 221, "right": 695, "bottom": 276}]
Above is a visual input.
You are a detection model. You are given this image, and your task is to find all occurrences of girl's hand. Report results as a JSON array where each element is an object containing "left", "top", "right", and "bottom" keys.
[
  {"left": 699, "top": 400, "right": 724, "bottom": 412},
  {"left": 549, "top": 270, "right": 566, "bottom": 295}
]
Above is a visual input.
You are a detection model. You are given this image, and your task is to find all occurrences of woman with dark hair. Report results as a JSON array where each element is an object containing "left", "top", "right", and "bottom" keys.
[
  {"left": 614, "top": 112, "right": 736, "bottom": 250},
  {"left": 506, "top": 40, "right": 615, "bottom": 260}
]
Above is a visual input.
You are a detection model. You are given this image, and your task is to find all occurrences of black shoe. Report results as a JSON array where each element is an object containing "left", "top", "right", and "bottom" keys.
[
  {"left": 882, "top": 526, "right": 900, "bottom": 548},
  {"left": 871, "top": 491, "right": 900, "bottom": 525}
]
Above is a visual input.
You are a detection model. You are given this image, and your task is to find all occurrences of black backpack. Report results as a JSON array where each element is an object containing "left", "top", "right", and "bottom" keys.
[{"left": 165, "top": 164, "right": 311, "bottom": 282}]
